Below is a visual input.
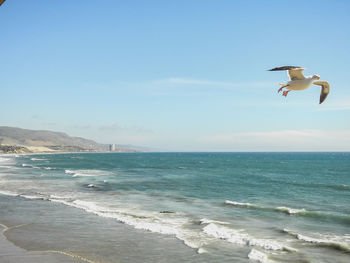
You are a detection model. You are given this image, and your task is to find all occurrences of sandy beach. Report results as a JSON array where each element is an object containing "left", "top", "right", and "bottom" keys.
[
  {"left": 0, "top": 224, "right": 87, "bottom": 263},
  {"left": 0, "top": 192, "right": 199, "bottom": 263}
]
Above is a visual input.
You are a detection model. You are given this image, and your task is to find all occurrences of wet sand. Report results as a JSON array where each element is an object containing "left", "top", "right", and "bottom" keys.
[
  {"left": 0, "top": 194, "right": 200, "bottom": 263},
  {"left": 0, "top": 225, "right": 87, "bottom": 263}
]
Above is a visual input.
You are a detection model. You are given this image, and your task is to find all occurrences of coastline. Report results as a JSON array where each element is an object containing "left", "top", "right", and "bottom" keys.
[
  {"left": 1, "top": 152, "right": 349, "bottom": 263},
  {"left": 0, "top": 224, "right": 89, "bottom": 263},
  {"left": 0, "top": 151, "right": 138, "bottom": 158},
  {"left": 0, "top": 193, "right": 199, "bottom": 263}
]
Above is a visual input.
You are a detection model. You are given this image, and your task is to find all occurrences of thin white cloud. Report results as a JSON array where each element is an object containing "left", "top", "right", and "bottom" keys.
[
  {"left": 99, "top": 134, "right": 157, "bottom": 145},
  {"left": 98, "top": 123, "right": 154, "bottom": 134},
  {"left": 71, "top": 124, "right": 92, "bottom": 130},
  {"left": 197, "top": 129, "right": 350, "bottom": 151},
  {"left": 67, "top": 123, "right": 155, "bottom": 145},
  {"left": 152, "top": 77, "right": 274, "bottom": 88},
  {"left": 315, "top": 99, "right": 350, "bottom": 111}
]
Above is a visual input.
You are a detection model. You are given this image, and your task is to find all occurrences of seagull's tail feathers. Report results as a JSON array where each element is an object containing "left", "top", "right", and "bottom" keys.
[{"left": 279, "top": 83, "right": 288, "bottom": 88}]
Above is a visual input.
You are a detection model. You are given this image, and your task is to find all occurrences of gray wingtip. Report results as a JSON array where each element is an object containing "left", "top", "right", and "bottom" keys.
[
  {"left": 319, "top": 93, "right": 329, "bottom": 104},
  {"left": 268, "top": 66, "right": 302, "bottom": 71}
]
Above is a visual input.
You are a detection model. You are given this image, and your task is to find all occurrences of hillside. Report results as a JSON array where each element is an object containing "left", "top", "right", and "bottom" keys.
[{"left": 0, "top": 126, "right": 108, "bottom": 153}]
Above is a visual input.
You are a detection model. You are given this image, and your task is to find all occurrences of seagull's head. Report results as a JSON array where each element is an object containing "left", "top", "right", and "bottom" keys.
[{"left": 312, "top": 74, "right": 321, "bottom": 80}]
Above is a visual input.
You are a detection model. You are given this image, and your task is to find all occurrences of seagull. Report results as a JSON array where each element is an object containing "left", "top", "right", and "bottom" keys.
[{"left": 268, "top": 66, "right": 330, "bottom": 104}]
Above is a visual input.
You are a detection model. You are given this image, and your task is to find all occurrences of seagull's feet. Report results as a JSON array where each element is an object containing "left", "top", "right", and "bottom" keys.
[
  {"left": 282, "top": 90, "right": 290, "bottom": 97},
  {"left": 278, "top": 87, "right": 284, "bottom": 93}
]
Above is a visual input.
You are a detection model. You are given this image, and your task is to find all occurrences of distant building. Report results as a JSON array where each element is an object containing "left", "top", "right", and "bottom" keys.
[{"left": 109, "top": 144, "right": 116, "bottom": 152}]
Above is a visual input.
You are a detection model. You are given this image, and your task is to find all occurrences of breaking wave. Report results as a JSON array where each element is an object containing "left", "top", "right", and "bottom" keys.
[
  {"left": 248, "top": 248, "right": 268, "bottom": 263},
  {"left": 225, "top": 200, "right": 350, "bottom": 224},
  {"left": 200, "top": 218, "right": 230, "bottom": 225},
  {"left": 30, "top": 158, "right": 47, "bottom": 161},
  {"left": 0, "top": 190, "right": 297, "bottom": 255},
  {"left": 275, "top": 206, "right": 306, "bottom": 215},
  {"left": 225, "top": 200, "right": 256, "bottom": 208},
  {"left": 0, "top": 157, "right": 12, "bottom": 163},
  {"left": 283, "top": 229, "right": 350, "bottom": 253},
  {"left": 65, "top": 169, "right": 111, "bottom": 177},
  {"left": 21, "top": 163, "right": 40, "bottom": 169},
  {"left": 47, "top": 198, "right": 208, "bottom": 251},
  {"left": 225, "top": 200, "right": 306, "bottom": 215},
  {"left": 202, "top": 222, "right": 296, "bottom": 252}
]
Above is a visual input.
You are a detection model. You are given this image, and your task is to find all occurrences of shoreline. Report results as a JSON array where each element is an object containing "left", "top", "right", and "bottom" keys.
[
  {"left": 0, "top": 223, "right": 90, "bottom": 263},
  {"left": 0, "top": 150, "right": 140, "bottom": 157},
  {"left": 0, "top": 193, "right": 198, "bottom": 263},
  {"left": 1, "top": 153, "right": 349, "bottom": 263}
]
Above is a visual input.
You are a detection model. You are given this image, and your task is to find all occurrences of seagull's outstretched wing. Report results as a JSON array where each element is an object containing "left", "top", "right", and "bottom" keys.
[
  {"left": 268, "top": 66, "right": 305, "bottom": 80},
  {"left": 287, "top": 68, "right": 305, "bottom": 80},
  {"left": 313, "top": 81, "right": 330, "bottom": 104},
  {"left": 268, "top": 66, "right": 301, "bottom": 71}
]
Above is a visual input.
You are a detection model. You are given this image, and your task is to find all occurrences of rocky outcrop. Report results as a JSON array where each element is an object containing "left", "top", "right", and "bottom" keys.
[{"left": 0, "top": 145, "right": 31, "bottom": 154}]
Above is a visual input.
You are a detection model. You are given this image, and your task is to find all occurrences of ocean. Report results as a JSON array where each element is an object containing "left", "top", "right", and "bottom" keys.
[{"left": 0, "top": 152, "right": 349, "bottom": 263}]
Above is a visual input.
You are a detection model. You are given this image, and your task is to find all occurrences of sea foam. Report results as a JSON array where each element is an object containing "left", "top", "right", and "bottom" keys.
[
  {"left": 47, "top": 198, "right": 205, "bottom": 249},
  {"left": 197, "top": 247, "right": 208, "bottom": 254},
  {"left": 203, "top": 223, "right": 293, "bottom": 251},
  {"left": 0, "top": 157, "right": 16, "bottom": 169},
  {"left": 0, "top": 157, "right": 11, "bottom": 163},
  {"left": 70, "top": 199, "right": 180, "bottom": 235},
  {"left": 0, "top": 189, "right": 19, "bottom": 197},
  {"left": 200, "top": 218, "right": 230, "bottom": 225},
  {"left": 0, "top": 188, "right": 207, "bottom": 251},
  {"left": 225, "top": 200, "right": 255, "bottom": 207},
  {"left": 31, "top": 158, "right": 47, "bottom": 161},
  {"left": 21, "top": 163, "right": 40, "bottom": 169},
  {"left": 225, "top": 200, "right": 306, "bottom": 215},
  {"left": 248, "top": 249, "right": 268, "bottom": 263},
  {"left": 283, "top": 229, "right": 350, "bottom": 252},
  {"left": 65, "top": 169, "right": 110, "bottom": 177},
  {"left": 275, "top": 206, "right": 306, "bottom": 215}
]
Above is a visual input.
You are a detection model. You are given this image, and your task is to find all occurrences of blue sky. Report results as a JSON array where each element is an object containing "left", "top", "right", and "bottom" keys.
[{"left": 1, "top": 0, "right": 350, "bottom": 151}]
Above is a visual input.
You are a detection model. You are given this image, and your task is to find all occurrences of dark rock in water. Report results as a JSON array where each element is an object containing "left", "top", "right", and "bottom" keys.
[
  {"left": 159, "top": 210, "right": 174, "bottom": 214},
  {"left": 85, "top": 184, "right": 98, "bottom": 189}
]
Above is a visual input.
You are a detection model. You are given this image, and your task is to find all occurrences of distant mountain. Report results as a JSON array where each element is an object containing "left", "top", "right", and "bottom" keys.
[{"left": 0, "top": 126, "right": 138, "bottom": 153}]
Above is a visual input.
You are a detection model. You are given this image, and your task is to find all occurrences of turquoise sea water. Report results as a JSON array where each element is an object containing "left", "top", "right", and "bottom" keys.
[{"left": 0, "top": 152, "right": 349, "bottom": 262}]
